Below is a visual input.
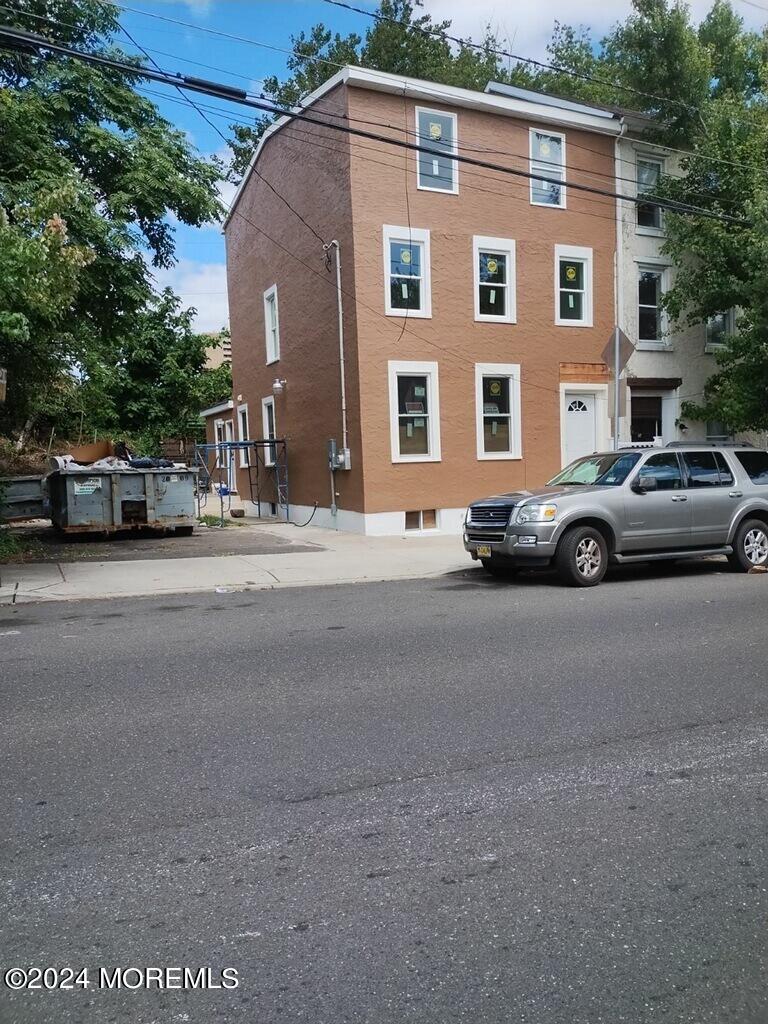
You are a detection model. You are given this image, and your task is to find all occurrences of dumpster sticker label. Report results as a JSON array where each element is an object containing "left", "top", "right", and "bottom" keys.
[{"left": 73, "top": 478, "right": 102, "bottom": 495}]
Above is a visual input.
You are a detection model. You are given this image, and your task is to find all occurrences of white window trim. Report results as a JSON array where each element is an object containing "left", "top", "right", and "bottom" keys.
[
  {"left": 263, "top": 284, "right": 280, "bottom": 364},
  {"left": 635, "top": 154, "right": 665, "bottom": 236},
  {"left": 529, "top": 127, "right": 566, "bottom": 209},
  {"left": 383, "top": 225, "right": 432, "bottom": 319},
  {"left": 236, "top": 403, "right": 250, "bottom": 467},
  {"left": 558, "top": 384, "right": 610, "bottom": 467},
  {"left": 474, "top": 362, "right": 522, "bottom": 461},
  {"left": 415, "top": 107, "right": 458, "bottom": 194},
  {"left": 472, "top": 236, "right": 516, "bottom": 324},
  {"left": 636, "top": 261, "right": 669, "bottom": 350},
  {"left": 261, "top": 395, "right": 276, "bottom": 467},
  {"left": 554, "top": 244, "right": 593, "bottom": 327},
  {"left": 387, "top": 359, "right": 441, "bottom": 464}
]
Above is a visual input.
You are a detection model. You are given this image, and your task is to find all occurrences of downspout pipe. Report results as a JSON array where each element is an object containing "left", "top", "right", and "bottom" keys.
[
  {"left": 613, "top": 119, "right": 629, "bottom": 450},
  {"left": 324, "top": 240, "right": 348, "bottom": 453}
]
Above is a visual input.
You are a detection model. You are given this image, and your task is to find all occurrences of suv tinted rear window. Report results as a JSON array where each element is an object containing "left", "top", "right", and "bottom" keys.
[{"left": 734, "top": 451, "right": 768, "bottom": 484}]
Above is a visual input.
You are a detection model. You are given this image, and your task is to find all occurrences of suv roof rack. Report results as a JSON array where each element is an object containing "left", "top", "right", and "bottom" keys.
[{"left": 665, "top": 441, "right": 756, "bottom": 448}]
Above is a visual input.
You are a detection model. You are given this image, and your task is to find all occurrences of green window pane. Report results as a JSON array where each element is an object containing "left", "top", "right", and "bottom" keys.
[
  {"left": 559, "top": 291, "right": 583, "bottom": 320},
  {"left": 559, "top": 260, "right": 584, "bottom": 290}
]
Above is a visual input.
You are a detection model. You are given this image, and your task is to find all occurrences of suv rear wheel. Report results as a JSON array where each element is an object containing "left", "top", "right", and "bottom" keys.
[
  {"left": 555, "top": 526, "right": 608, "bottom": 587},
  {"left": 728, "top": 518, "right": 768, "bottom": 572}
]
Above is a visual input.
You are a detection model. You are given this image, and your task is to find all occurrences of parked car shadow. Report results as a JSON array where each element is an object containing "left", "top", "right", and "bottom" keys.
[{"left": 440, "top": 556, "right": 733, "bottom": 590}]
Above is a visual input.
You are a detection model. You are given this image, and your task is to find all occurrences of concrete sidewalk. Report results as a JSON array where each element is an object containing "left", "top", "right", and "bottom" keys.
[{"left": 0, "top": 524, "right": 469, "bottom": 603}]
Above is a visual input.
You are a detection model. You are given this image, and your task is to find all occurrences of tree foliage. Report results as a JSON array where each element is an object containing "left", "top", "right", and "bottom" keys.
[{"left": 0, "top": 0, "right": 222, "bottom": 438}]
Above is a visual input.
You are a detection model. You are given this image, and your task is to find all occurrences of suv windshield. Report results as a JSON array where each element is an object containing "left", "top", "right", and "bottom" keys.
[{"left": 547, "top": 451, "right": 641, "bottom": 487}]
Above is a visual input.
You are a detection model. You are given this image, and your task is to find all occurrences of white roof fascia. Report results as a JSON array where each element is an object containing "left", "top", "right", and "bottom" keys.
[
  {"left": 223, "top": 65, "right": 622, "bottom": 229},
  {"left": 200, "top": 399, "right": 234, "bottom": 418}
]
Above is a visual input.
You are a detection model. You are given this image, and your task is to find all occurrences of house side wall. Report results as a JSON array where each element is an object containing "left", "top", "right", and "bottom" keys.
[{"left": 224, "top": 84, "right": 364, "bottom": 516}]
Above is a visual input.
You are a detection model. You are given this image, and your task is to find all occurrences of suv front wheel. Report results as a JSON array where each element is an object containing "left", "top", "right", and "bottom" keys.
[
  {"left": 555, "top": 526, "right": 608, "bottom": 587},
  {"left": 728, "top": 518, "right": 768, "bottom": 572}
]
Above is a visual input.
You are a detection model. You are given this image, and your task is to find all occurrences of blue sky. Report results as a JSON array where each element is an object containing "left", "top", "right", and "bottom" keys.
[{"left": 118, "top": 0, "right": 764, "bottom": 332}]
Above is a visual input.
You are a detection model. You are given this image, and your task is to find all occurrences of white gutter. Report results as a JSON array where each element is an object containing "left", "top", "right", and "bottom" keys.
[
  {"left": 323, "top": 239, "right": 348, "bottom": 454},
  {"left": 613, "top": 119, "right": 629, "bottom": 448}
]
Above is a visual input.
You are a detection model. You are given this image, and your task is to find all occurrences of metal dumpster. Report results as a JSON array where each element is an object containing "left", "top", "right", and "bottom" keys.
[
  {"left": 0, "top": 475, "right": 48, "bottom": 522},
  {"left": 48, "top": 467, "right": 197, "bottom": 534}
]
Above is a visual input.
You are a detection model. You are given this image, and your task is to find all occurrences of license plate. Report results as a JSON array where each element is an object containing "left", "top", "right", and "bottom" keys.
[{"left": 476, "top": 545, "right": 492, "bottom": 558}]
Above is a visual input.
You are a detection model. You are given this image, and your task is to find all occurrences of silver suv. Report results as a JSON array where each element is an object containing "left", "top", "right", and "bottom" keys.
[{"left": 464, "top": 444, "right": 768, "bottom": 587}]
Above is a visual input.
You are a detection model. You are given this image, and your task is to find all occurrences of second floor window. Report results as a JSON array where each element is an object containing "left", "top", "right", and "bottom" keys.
[
  {"left": 555, "top": 245, "right": 592, "bottom": 326},
  {"left": 706, "top": 310, "right": 735, "bottom": 349},
  {"left": 416, "top": 108, "right": 458, "bottom": 193},
  {"left": 638, "top": 267, "right": 664, "bottom": 343},
  {"left": 263, "top": 284, "right": 280, "bottom": 363},
  {"left": 383, "top": 226, "right": 431, "bottom": 318},
  {"left": 473, "top": 236, "right": 516, "bottom": 323},
  {"left": 530, "top": 129, "right": 565, "bottom": 207},
  {"left": 636, "top": 157, "right": 663, "bottom": 230}
]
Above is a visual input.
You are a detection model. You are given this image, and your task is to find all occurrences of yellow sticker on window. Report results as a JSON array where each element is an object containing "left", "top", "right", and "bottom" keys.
[
  {"left": 489, "top": 380, "right": 502, "bottom": 396},
  {"left": 400, "top": 248, "right": 411, "bottom": 264},
  {"left": 429, "top": 122, "right": 442, "bottom": 140},
  {"left": 540, "top": 141, "right": 551, "bottom": 156},
  {"left": 565, "top": 265, "right": 577, "bottom": 281},
  {"left": 486, "top": 258, "right": 498, "bottom": 274}
]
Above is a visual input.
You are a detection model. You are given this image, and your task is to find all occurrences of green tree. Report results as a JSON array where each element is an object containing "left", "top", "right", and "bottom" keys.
[
  {"left": 230, "top": 0, "right": 509, "bottom": 176},
  {"left": 78, "top": 290, "right": 226, "bottom": 450},
  {"left": 0, "top": 0, "right": 222, "bottom": 435}
]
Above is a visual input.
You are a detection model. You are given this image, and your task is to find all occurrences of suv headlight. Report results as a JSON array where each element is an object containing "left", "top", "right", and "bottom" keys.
[{"left": 516, "top": 503, "right": 557, "bottom": 525}]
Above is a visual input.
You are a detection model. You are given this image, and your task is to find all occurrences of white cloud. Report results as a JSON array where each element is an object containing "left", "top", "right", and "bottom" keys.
[
  {"left": 422, "top": 0, "right": 765, "bottom": 57},
  {"left": 152, "top": 259, "right": 229, "bottom": 333}
]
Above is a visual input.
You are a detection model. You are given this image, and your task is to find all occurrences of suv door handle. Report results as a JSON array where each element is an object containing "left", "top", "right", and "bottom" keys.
[
  {"left": 671, "top": 494, "right": 688, "bottom": 502},
  {"left": 729, "top": 490, "right": 743, "bottom": 498}
]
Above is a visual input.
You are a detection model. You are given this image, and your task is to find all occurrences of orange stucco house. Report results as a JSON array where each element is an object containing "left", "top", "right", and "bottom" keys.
[{"left": 220, "top": 68, "right": 624, "bottom": 534}]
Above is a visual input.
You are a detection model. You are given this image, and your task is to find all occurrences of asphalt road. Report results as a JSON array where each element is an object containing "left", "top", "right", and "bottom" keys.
[{"left": 1, "top": 562, "right": 767, "bottom": 1024}]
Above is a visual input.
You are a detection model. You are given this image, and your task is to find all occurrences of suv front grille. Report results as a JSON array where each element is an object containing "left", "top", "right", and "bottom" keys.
[
  {"left": 468, "top": 504, "right": 514, "bottom": 527},
  {"left": 466, "top": 529, "right": 506, "bottom": 543}
]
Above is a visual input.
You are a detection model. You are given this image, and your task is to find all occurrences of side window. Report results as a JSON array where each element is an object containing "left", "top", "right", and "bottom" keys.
[
  {"left": 416, "top": 109, "right": 457, "bottom": 193},
  {"left": 734, "top": 450, "right": 768, "bottom": 484},
  {"left": 682, "top": 451, "right": 722, "bottom": 488},
  {"left": 713, "top": 452, "right": 734, "bottom": 486},
  {"left": 640, "top": 453, "right": 682, "bottom": 490},
  {"left": 636, "top": 157, "right": 663, "bottom": 230}
]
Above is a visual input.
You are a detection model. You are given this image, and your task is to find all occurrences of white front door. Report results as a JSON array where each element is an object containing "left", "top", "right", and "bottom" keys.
[{"left": 564, "top": 393, "right": 597, "bottom": 464}]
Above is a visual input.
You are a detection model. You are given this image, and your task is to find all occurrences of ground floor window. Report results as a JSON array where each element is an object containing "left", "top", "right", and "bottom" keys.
[
  {"left": 237, "top": 404, "right": 250, "bottom": 467},
  {"left": 631, "top": 395, "right": 663, "bottom": 443},
  {"left": 474, "top": 363, "right": 522, "bottom": 460},
  {"left": 388, "top": 360, "right": 441, "bottom": 463},
  {"left": 261, "top": 396, "right": 276, "bottom": 466}
]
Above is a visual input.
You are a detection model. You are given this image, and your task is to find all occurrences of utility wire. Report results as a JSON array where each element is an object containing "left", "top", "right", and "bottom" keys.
[
  {"left": 320, "top": 0, "right": 698, "bottom": 116},
  {"left": 0, "top": 26, "right": 746, "bottom": 227},
  {"left": 5, "top": 0, "right": 765, "bottom": 181}
]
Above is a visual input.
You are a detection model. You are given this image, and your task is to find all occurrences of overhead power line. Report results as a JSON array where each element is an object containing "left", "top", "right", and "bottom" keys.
[
  {"left": 0, "top": 25, "right": 748, "bottom": 226},
  {"left": 320, "top": 0, "right": 700, "bottom": 116},
  {"left": 8, "top": 0, "right": 761, "bottom": 179}
]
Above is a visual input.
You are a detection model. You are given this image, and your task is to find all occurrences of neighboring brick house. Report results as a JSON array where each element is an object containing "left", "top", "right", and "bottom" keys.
[{"left": 223, "top": 68, "right": 629, "bottom": 534}]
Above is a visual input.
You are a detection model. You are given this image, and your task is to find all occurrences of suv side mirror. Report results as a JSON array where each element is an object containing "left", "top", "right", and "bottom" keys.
[{"left": 632, "top": 474, "right": 658, "bottom": 494}]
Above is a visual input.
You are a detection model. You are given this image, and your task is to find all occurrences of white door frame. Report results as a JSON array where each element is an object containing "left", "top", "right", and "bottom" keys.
[
  {"left": 559, "top": 383, "right": 610, "bottom": 467},
  {"left": 628, "top": 388, "right": 679, "bottom": 446}
]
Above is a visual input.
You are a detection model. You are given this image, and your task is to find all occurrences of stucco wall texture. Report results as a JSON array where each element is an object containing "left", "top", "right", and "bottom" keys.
[{"left": 225, "top": 83, "right": 617, "bottom": 519}]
